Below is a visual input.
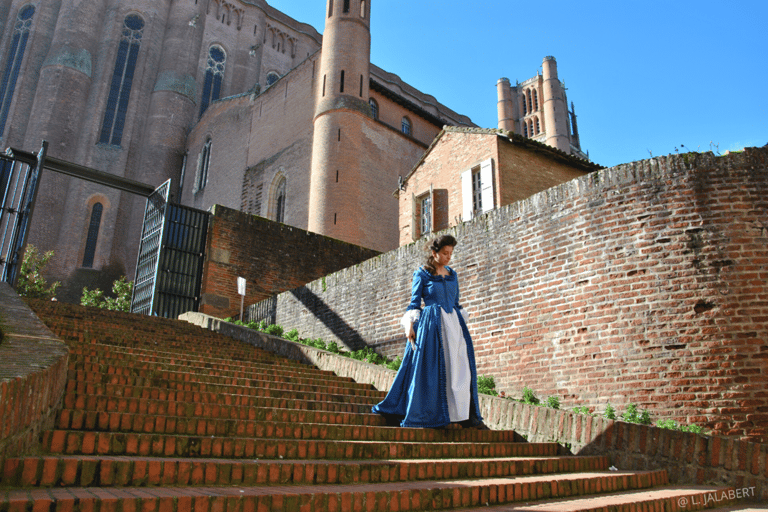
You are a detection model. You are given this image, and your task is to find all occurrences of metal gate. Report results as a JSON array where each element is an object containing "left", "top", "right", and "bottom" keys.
[
  {"left": 0, "top": 142, "right": 46, "bottom": 286},
  {"left": 130, "top": 180, "right": 209, "bottom": 318}
]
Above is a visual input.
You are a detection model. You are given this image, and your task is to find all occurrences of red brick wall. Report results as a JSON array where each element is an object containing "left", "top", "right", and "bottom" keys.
[
  {"left": 0, "top": 284, "right": 69, "bottom": 470},
  {"left": 252, "top": 147, "right": 768, "bottom": 441},
  {"left": 198, "top": 205, "right": 380, "bottom": 319},
  {"left": 398, "top": 129, "right": 594, "bottom": 245}
]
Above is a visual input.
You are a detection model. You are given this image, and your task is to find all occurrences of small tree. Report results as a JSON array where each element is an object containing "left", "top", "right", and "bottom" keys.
[
  {"left": 16, "top": 245, "right": 60, "bottom": 299},
  {"left": 81, "top": 276, "right": 133, "bottom": 312}
]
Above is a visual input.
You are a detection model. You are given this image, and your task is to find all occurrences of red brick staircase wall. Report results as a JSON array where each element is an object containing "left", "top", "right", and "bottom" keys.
[{"left": 1, "top": 298, "right": 756, "bottom": 510}]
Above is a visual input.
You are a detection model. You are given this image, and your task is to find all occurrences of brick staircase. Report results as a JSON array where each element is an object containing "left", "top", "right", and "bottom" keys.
[{"left": 1, "top": 301, "right": 743, "bottom": 511}]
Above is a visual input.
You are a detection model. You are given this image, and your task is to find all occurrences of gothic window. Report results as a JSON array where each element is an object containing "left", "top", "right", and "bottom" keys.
[
  {"left": 99, "top": 14, "right": 145, "bottom": 147},
  {"left": 535, "top": 117, "right": 541, "bottom": 134},
  {"left": 200, "top": 45, "right": 226, "bottom": 117},
  {"left": 266, "top": 71, "right": 279, "bottom": 87},
  {"left": 195, "top": 138, "right": 212, "bottom": 192},
  {"left": 0, "top": 5, "right": 35, "bottom": 138},
  {"left": 522, "top": 94, "right": 527, "bottom": 116},
  {"left": 528, "top": 119, "right": 534, "bottom": 138},
  {"left": 533, "top": 90, "right": 539, "bottom": 111},
  {"left": 274, "top": 177, "right": 286, "bottom": 223},
  {"left": 328, "top": 0, "right": 333, "bottom": 17},
  {"left": 369, "top": 98, "right": 378, "bottom": 119},
  {"left": 401, "top": 116, "right": 412, "bottom": 136},
  {"left": 527, "top": 91, "right": 532, "bottom": 115},
  {"left": 523, "top": 122, "right": 528, "bottom": 138},
  {"left": 82, "top": 202, "right": 103, "bottom": 268},
  {"left": 343, "top": 0, "right": 350, "bottom": 13},
  {"left": 340, "top": 70, "right": 345, "bottom": 93}
]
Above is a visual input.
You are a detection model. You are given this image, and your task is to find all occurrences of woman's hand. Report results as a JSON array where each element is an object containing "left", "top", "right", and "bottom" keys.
[{"left": 408, "top": 325, "right": 416, "bottom": 350}]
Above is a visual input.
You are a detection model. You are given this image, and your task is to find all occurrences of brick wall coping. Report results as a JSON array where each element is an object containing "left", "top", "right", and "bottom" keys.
[
  {"left": 181, "top": 310, "right": 768, "bottom": 499},
  {"left": 0, "top": 283, "right": 69, "bottom": 469}
]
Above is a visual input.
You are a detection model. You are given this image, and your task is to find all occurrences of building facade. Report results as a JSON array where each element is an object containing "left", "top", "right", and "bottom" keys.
[
  {"left": 0, "top": 0, "right": 583, "bottom": 302},
  {"left": 497, "top": 57, "right": 587, "bottom": 160},
  {"left": 397, "top": 127, "right": 600, "bottom": 245}
]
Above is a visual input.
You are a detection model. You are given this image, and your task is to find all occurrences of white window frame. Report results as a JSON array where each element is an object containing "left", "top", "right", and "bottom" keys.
[{"left": 461, "top": 158, "right": 494, "bottom": 221}]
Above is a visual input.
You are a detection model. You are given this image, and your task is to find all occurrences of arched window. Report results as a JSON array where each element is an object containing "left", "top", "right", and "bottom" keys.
[
  {"left": 523, "top": 122, "right": 528, "bottom": 138},
  {"left": 343, "top": 0, "right": 350, "bottom": 13},
  {"left": 527, "top": 91, "right": 532, "bottom": 115},
  {"left": 535, "top": 117, "right": 541, "bottom": 134},
  {"left": 0, "top": 5, "right": 35, "bottom": 138},
  {"left": 265, "top": 71, "right": 279, "bottom": 87},
  {"left": 522, "top": 94, "right": 527, "bottom": 116},
  {"left": 274, "top": 178, "right": 286, "bottom": 223},
  {"left": 528, "top": 119, "right": 534, "bottom": 137},
  {"left": 82, "top": 202, "right": 103, "bottom": 268},
  {"left": 368, "top": 98, "right": 378, "bottom": 119},
  {"left": 327, "top": 0, "right": 333, "bottom": 17},
  {"left": 196, "top": 138, "right": 212, "bottom": 192},
  {"left": 401, "top": 116, "right": 411, "bottom": 136},
  {"left": 99, "top": 14, "right": 145, "bottom": 146},
  {"left": 200, "top": 45, "right": 226, "bottom": 117},
  {"left": 533, "top": 90, "right": 539, "bottom": 111},
  {"left": 360, "top": 0, "right": 367, "bottom": 17}
]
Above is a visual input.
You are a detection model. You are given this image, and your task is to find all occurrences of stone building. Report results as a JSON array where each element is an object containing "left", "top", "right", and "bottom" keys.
[
  {"left": 497, "top": 57, "right": 588, "bottom": 160},
  {"left": 397, "top": 127, "right": 600, "bottom": 245},
  {"left": 0, "top": 0, "right": 586, "bottom": 301}
]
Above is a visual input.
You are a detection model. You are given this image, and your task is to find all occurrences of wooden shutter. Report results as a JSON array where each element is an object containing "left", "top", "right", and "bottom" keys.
[
  {"left": 480, "top": 158, "right": 494, "bottom": 214},
  {"left": 461, "top": 169, "right": 472, "bottom": 221}
]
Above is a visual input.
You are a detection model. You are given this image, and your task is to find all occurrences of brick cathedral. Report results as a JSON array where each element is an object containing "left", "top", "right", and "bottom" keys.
[{"left": 0, "top": 0, "right": 585, "bottom": 301}]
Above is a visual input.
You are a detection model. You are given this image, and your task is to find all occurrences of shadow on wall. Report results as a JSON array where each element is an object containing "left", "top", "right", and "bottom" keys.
[{"left": 289, "top": 287, "right": 366, "bottom": 350}]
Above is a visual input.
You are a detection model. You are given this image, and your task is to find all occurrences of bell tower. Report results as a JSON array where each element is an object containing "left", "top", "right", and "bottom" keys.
[{"left": 307, "top": 0, "right": 376, "bottom": 248}]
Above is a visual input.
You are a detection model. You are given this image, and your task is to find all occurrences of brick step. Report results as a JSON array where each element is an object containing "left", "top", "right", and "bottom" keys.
[
  {"left": 69, "top": 348, "right": 363, "bottom": 389},
  {"left": 40, "top": 430, "right": 560, "bottom": 460},
  {"left": 67, "top": 362, "right": 382, "bottom": 397},
  {"left": 68, "top": 342, "right": 340, "bottom": 376},
  {"left": 64, "top": 386, "right": 378, "bottom": 416},
  {"left": 62, "top": 392, "right": 383, "bottom": 423},
  {"left": 2, "top": 454, "right": 608, "bottom": 488},
  {"left": 65, "top": 377, "right": 382, "bottom": 409},
  {"left": 55, "top": 409, "right": 516, "bottom": 443},
  {"left": 453, "top": 485, "right": 739, "bottom": 511},
  {"left": 0, "top": 469, "right": 669, "bottom": 512}
]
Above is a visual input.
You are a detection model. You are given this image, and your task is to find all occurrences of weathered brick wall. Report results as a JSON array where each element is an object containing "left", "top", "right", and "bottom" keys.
[
  {"left": 0, "top": 283, "right": 69, "bottom": 471},
  {"left": 248, "top": 147, "right": 768, "bottom": 441},
  {"left": 199, "top": 205, "right": 380, "bottom": 319}
]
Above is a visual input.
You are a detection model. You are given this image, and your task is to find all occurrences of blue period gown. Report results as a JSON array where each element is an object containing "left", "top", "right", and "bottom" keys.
[{"left": 372, "top": 266, "right": 483, "bottom": 428}]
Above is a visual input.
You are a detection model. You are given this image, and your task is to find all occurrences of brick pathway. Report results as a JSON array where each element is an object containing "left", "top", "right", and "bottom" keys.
[{"left": 0, "top": 301, "right": 742, "bottom": 511}]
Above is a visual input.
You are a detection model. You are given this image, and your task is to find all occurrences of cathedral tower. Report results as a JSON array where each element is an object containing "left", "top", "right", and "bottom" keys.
[
  {"left": 307, "top": 0, "right": 375, "bottom": 248},
  {"left": 496, "top": 77, "right": 518, "bottom": 133},
  {"left": 541, "top": 56, "right": 570, "bottom": 153}
]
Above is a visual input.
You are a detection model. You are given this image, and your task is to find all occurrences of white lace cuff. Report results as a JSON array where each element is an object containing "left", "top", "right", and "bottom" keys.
[{"left": 400, "top": 309, "right": 421, "bottom": 337}]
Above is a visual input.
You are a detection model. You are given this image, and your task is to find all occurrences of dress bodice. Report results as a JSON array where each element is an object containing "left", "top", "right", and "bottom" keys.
[{"left": 407, "top": 266, "right": 461, "bottom": 314}]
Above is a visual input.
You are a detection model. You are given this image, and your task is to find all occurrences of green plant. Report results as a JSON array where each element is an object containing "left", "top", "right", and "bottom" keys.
[
  {"left": 522, "top": 387, "right": 540, "bottom": 405},
  {"left": 385, "top": 356, "right": 402, "bottom": 371},
  {"left": 81, "top": 276, "right": 134, "bottom": 312},
  {"left": 264, "top": 324, "right": 284, "bottom": 337},
  {"left": 573, "top": 406, "right": 591, "bottom": 415},
  {"left": 546, "top": 395, "right": 560, "bottom": 410},
  {"left": 285, "top": 328, "right": 300, "bottom": 342},
  {"left": 325, "top": 341, "right": 340, "bottom": 353},
  {"left": 621, "top": 404, "right": 652, "bottom": 425},
  {"left": 656, "top": 419, "right": 704, "bottom": 434},
  {"left": 604, "top": 404, "right": 616, "bottom": 420},
  {"left": 16, "top": 245, "right": 60, "bottom": 299},
  {"left": 477, "top": 375, "right": 496, "bottom": 396}
]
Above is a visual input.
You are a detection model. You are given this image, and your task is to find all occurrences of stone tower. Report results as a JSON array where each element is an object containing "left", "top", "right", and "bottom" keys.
[
  {"left": 307, "top": 0, "right": 375, "bottom": 248},
  {"left": 541, "top": 56, "right": 569, "bottom": 154},
  {"left": 496, "top": 56, "right": 587, "bottom": 160}
]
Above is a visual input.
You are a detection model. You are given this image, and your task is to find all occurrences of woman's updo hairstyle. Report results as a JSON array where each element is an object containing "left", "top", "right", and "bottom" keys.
[{"left": 424, "top": 234, "right": 457, "bottom": 275}]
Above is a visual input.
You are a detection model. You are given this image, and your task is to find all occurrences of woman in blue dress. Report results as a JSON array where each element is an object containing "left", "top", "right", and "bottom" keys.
[{"left": 373, "top": 234, "right": 485, "bottom": 429}]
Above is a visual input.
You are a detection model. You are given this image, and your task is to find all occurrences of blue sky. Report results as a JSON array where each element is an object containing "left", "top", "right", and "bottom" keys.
[{"left": 268, "top": 1, "right": 767, "bottom": 168}]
